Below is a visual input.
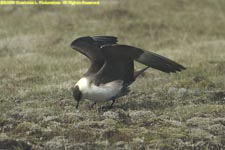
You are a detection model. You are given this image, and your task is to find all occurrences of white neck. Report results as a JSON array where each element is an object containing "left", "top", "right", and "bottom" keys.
[{"left": 75, "top": 77, "right": 90, "bottom": 93}]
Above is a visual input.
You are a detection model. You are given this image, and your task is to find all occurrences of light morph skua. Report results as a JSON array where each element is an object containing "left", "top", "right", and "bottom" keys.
[{"left": 71, "top": 36, "right": 185, "bottom": 108}]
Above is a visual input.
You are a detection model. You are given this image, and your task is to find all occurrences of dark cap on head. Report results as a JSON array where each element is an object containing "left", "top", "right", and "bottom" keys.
[{"left": 72, "top": 86, "right": 82, "bottom": 109}]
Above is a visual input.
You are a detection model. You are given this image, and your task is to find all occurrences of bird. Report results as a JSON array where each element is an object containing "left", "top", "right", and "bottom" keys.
[{"left": 71, "top": 36, "right": 185, "bottom": 109}]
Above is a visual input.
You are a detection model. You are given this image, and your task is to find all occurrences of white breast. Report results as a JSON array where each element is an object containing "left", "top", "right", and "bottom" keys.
[{"left": 75, "top": 77, "right": 123, "bottom": 102}]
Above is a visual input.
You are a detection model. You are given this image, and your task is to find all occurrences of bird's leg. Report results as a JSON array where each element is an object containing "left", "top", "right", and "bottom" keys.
[
  {"left": 100, "top": 98, "right": 116, "bottom": 111},
  {"left": 109, "top": 98, "right": 116, "bottom": 108}
]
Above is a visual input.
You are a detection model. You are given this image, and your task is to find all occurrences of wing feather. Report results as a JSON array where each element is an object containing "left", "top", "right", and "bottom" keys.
[{"left": 70, "top": 36, "right": 118, "bottom": 74}]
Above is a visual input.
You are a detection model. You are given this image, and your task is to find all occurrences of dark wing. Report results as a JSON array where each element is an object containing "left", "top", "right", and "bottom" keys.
[
  {"left": 102, "top": 45, "right": 186, "bottom": 73},
  {"left": 70, "top": 36, "right": 118, "bottom": 75},
  {"left": 94, "top": 58, "right": 135, "bottom": 86},
  {"left": 92, "top": 36, "right": 117, "bottom": 48},
  {"left": 94, "top": 45, "right": 137, "bottom": 86},
  {"left": 94, "top": 44, "right": 185, "bottom": 86}
]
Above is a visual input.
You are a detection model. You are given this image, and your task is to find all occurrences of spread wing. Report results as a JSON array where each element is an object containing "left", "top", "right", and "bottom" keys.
[
  {"left": 94, "top": 44, "right": 185, "bottom": 85},
  {"left": 70, "top": 36, "right": 118, "bottom": 75},
  {"left": 101, "top": 45, "right": 186, "bottom": 73},
  {"left": 94, "top": 58, "right": 135, "bottom": 86}
]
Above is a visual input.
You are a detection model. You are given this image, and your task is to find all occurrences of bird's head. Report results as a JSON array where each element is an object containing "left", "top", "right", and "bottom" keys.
[{"left": 72, "top": 85, "right": 82, "bottom": 109}]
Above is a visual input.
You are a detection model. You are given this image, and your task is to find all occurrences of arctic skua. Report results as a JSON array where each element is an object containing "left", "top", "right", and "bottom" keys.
[{"left": 71, "top": 36, "right": 185, "bottom": 108}]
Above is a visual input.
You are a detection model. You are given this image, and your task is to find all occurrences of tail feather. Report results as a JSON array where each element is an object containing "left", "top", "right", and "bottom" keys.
[{"left": 134, "top": 66, "right": 150, "bottom": 79}]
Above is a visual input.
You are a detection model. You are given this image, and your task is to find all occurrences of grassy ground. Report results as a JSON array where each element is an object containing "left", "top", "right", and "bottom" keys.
[{"left": 0, "top": 0, "right": 225, "bottom": 149}]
